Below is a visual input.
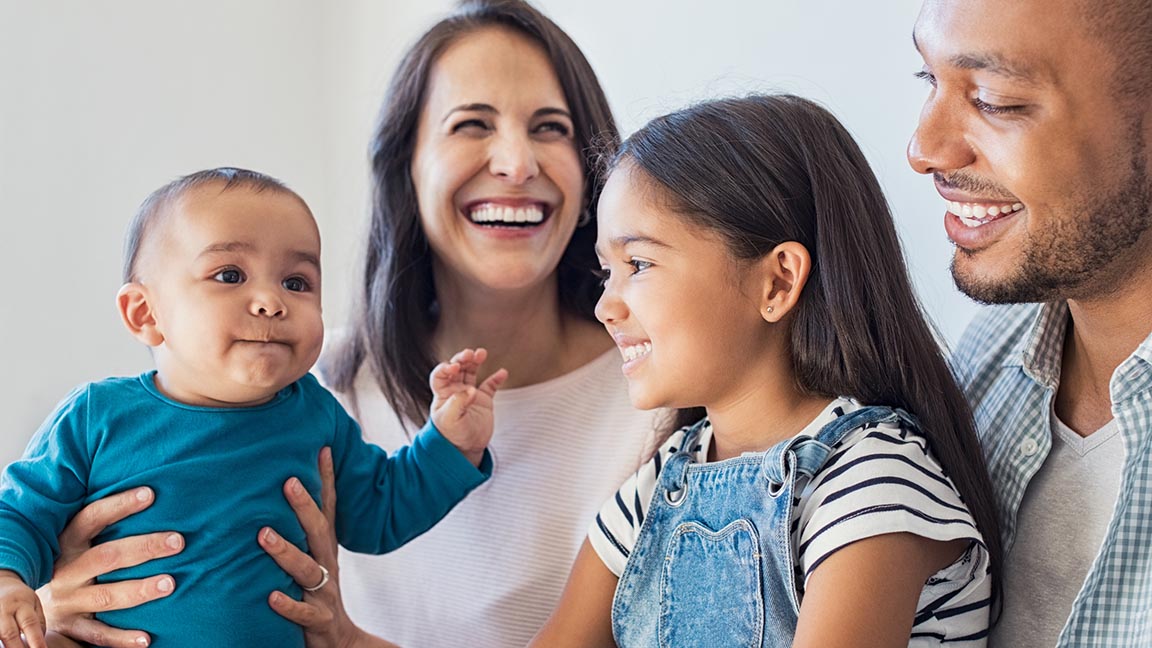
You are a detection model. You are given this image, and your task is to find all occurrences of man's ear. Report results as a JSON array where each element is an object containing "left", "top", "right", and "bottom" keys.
[
  {"left": 116, "top": 283, "right": 164, "bottom": 347},
  {"left": 756, "top": 241, "right": 812, "bottom": 323}
]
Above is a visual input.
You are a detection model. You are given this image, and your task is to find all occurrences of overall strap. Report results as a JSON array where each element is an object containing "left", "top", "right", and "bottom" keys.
[
  {"left": 763, "top": 405, "right": 920, "bottom": 486},
  {"left": 658, "top": 418, "right": 708, "bottom": 494}
]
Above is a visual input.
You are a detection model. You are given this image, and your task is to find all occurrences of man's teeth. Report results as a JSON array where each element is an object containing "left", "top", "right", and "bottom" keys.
[
  {"left": 947, "top": 201, "right": 1024, "bottom": 227},
  {"left": 469, "top": 205, "right": 545, "bottom": 224},
  {"left": 622, "top": 342, "right": 652, "bottom": 362}
]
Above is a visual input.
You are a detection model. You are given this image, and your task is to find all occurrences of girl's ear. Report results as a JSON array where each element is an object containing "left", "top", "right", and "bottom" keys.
[
  {"left": 757, "top": 241, "right": 811, "bottom": 323},
  {"left": 116, "top": 283, "right": 164, "bottom": 347}
]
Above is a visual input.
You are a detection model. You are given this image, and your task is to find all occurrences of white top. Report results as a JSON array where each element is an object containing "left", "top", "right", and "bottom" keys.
[
  {"left": 332, "top": 349, "right": 662, "bottom": 648},
  {"left": 591, "top": 398, "right": 992, "bottom": 646},
  {"left": 990, "top": 414, "right": 1124, "bottom": 648}
]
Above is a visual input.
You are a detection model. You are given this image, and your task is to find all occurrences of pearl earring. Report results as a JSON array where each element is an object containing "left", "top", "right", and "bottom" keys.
[{"left": 765, "top": 306, "right": 774, "bottom": 314}]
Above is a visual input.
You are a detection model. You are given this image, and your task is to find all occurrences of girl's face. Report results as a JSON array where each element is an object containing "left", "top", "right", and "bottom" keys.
[
  {"left": 410, "top": 26, "right": 584, "bottom": 298},
  {"left": 594, "top": 167, "right": 771, "bottom": 411}
]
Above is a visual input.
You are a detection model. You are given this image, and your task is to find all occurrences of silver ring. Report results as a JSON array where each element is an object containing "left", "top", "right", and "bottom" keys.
[{"left": 302, "top": 564, "right": 330, "bottom": 592}]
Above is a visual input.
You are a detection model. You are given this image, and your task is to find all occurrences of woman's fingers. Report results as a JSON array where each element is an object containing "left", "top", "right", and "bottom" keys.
[
  {"left": 16, "top": 603, "right": 47, "bottom": 648},
  {"left": 50, "top": 533, "right": 182, "bottom": 588},
  {"left": 57, "top": 489, "right": 154, "bottom": 556},
  {"left": 267, "top": 591, "right": 332, "bottom": 629},
  {"left": 318, "top": 448, "right": 337, "bottom": 532},
  {"left": 50, "top": 617, "right": 151, "bottom": 648},
  {"left": 259, "top": 527, "right": 323, "bottom": 588}
]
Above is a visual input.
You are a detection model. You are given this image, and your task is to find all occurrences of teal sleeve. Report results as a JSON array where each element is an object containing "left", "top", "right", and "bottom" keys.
[
  {"left": 330, "top": 409, "right": 491, "bottom": 554},
  {"left": 0, "top": 387, "right": 92, "bottom": 588}
]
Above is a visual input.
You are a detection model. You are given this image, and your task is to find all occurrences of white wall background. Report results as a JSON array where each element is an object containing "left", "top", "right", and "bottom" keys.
[{"left": 0, "top": 1, "right": 978, "bottom": 466}]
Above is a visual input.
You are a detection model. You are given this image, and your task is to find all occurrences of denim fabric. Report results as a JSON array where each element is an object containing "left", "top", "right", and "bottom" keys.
[{"left": 611, "top": 406, "right": 916, "bottom": 647}]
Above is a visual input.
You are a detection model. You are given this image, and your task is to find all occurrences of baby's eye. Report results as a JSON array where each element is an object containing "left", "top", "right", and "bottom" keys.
[
  {"left": 283, "top": 276, "right": 309, "bottom": 292},
  {"left": 213, "top": 269, "right": 244, "bottom": 284},
  {"left": 591, "top": 267, "right": 610, "bottom": 286}
]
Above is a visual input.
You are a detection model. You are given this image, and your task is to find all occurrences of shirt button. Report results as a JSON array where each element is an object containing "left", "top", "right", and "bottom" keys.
[{"left": 1019, "top": 438, "right": 1039, "bottom": 457}]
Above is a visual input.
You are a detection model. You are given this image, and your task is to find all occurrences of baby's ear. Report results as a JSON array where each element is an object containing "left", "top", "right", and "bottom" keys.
[{"left": 116, "top": 283, "right": 164, "bottom": 347}]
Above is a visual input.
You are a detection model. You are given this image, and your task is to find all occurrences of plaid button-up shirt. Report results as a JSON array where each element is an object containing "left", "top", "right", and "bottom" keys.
[{"left": 953, "top": 301, "right": 1152, "bottom": 646}]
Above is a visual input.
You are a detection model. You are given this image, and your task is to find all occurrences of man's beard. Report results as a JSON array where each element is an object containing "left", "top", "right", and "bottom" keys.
[{"left": 954, "top": 133, "right": 1151, "bottom": 305}]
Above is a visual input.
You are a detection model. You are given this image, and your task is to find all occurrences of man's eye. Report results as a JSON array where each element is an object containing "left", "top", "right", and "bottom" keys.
[
  {"left": 214, "top": 269, "right": 243, "bottom": 284},
  {"left": 283, "top": 277, "right": 309, "bottom": 292}
]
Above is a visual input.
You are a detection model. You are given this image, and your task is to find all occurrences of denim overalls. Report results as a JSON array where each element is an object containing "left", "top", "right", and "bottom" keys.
[{"left": 611, "top": 405, "right": 917, "bottom": 647}]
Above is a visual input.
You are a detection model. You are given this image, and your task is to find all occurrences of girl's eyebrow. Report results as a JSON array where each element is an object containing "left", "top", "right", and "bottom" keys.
[{"left": 594, "top": 234, "right": 671, "bottom": 259}]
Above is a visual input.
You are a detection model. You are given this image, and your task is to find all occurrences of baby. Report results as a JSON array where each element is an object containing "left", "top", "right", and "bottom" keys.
[{"left": 0, "top": 168, "right": 506, "bottom": 648}]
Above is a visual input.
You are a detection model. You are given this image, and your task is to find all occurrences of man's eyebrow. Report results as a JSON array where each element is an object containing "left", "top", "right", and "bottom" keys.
[{"left": 913, "top": 32, "right": 1044, "bottom": 86}]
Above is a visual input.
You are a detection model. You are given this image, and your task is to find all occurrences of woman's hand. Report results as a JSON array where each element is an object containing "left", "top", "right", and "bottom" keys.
[
  {"left": 261, "top": 448, "right": 400, "bottom": 648},
  {"left": 39, "top": 487, "right": 183, "bottom": 648}
]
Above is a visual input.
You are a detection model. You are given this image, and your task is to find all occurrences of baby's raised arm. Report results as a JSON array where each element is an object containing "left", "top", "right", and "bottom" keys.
[{"left": 428, "top": 348, "right": 508, "bottom": 467}]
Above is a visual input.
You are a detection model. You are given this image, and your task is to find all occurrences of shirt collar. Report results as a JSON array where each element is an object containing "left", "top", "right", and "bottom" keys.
[{"left": 1005, "top": 301, "right": 1068, "bottom": 389}]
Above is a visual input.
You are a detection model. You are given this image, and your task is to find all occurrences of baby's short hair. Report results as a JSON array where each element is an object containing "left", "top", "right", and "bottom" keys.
[{"left": 122, "top": 167, "right": 300, "bottom": 283}]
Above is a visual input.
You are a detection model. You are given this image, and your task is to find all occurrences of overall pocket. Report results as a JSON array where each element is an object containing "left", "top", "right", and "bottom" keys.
[{"left": 659, "top": 519, "right": 764, "bottom": 648}]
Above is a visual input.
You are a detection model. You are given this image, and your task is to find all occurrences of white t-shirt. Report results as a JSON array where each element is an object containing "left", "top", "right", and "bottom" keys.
[
  {"left": 591, "top": 398, "right": 992, "bottom": 646},
  {"left": 990, "top": 415, "right": 1124, "bottom": 648},
  {"left": 333, "top": 349, "right": 662, "bottom": 648}
]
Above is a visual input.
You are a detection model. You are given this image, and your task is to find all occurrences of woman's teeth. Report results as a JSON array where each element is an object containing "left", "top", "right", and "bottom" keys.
[
  {"left": 947, "top": 200, "right": 1024, "bottom": 228},
  {"left": 622, "top": 342, "right": 652, "bottom": 362},
  {"left": 469, "top": 205, "right": 545, "bottom": 225}
]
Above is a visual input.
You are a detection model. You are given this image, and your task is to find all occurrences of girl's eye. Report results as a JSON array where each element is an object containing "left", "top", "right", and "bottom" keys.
[
  {"left": 591, "top": 268, "right": 610, "bottom": 286},
  {"left": 283, "top": 277, "right": 309, "bottom": 292},
  {"left": 213, "top": 269, "right": 244, "bottom": 284},
  {"left": 628, "top": 259, "right": 652, "bottom": 274}
]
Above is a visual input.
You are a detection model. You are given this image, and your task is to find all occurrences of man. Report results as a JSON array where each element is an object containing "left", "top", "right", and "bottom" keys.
[{"left": 909, "top": 0, "right": 1152, "bottom": 645}]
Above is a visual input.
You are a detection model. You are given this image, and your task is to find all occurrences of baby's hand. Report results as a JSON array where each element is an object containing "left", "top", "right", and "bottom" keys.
[
  {"left": 0, "top": 570, "right": 47, "bottom": 648},
  {"left": 429, "top": 348, "right": 509, "bottom": 467}
]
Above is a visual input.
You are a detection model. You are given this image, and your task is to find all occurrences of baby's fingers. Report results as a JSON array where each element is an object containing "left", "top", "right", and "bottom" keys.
[
  {"left": 478, "top": 368, "right": 509, "bottom": 397},
  {"left": 17, "top": 604, "right": 47, "bottom": 648},
  {"left": 429, "top": 361, "right": 462, "bottom": 392},
  {"left": 438, "top": 387, "right": 477, "bottom": 423}
]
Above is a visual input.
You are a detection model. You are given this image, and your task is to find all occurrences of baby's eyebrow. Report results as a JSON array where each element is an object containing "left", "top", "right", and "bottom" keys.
[
  {"left": 198, "top": 241, "right": 254, "bottom": 257},
  {"left": 292, "top": 250, "right": 321, "bottom": 273}
]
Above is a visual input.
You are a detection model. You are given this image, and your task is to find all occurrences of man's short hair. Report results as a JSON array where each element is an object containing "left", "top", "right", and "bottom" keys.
[
  {"left": 122, "top": 167, "right": 299, "bottom": 283},
  {"left": 1081, "top": 0, "right": 1152, "bottom": 103}
]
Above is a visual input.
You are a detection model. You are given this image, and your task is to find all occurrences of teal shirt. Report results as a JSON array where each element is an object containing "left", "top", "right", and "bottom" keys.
[{"left": 0, "top": 372, "right": 490, "bottom": 647}]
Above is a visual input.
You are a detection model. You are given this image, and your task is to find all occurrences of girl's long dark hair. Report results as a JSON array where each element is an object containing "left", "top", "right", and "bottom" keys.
[
  {"left": 616, "top": 94, "right": 1002, "bottom": 608},
  {"left": 322, "top": 0, "right": 618, "bottom": 426}
]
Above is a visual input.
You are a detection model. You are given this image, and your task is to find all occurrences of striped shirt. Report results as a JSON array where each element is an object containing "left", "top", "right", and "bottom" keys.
[
  {"left": 953, "top": 302, "right": 1152, "bottom": 646},
  {"left": 590, "top": 398, "right": 992, "bottom": 645}
]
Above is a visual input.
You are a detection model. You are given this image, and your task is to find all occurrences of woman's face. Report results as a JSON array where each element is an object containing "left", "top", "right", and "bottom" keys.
[{"left": 411, "top": 26, "right": 584, "bottom": 298}]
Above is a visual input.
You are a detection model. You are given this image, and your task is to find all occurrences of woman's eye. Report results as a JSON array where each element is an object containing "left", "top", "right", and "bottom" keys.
[
  {"left": 213, "top": 269, "right": 243, "bottom": 284},
  {"left": 283, "top": 277, "right": 309, "bottom": 292},
  {"left": 452, "top": 119, "right": 489, "bottom": 133},
  {"left": 534, "top": 121, "right": 571, "bottom": 137}
]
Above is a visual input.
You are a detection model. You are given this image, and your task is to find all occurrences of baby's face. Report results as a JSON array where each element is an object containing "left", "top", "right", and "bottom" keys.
[{"left": 141, "top": 186, "right": 323, "bottom": 407}]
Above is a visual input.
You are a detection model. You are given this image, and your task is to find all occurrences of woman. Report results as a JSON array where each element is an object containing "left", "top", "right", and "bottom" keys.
[{"left": 40, "top": 1, "right": 659, "bottom": 647}]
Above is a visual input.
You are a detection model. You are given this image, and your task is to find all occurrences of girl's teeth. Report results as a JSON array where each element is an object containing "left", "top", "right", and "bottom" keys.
[{"left": 622, "top": 342, "right": 652, "bottom": 362}]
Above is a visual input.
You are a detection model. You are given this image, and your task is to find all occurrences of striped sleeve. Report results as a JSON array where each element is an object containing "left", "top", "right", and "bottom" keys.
[
  {"left": 795, "top": 421, "right": 984, "bottom": 583},
  {"left": 588, "top": 428, "right": 691, "bottom": 577}
]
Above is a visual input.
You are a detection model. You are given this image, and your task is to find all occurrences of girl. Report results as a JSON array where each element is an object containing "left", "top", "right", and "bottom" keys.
[{"left": 532, "top": 95, "right": 1002, "bottom": 647}]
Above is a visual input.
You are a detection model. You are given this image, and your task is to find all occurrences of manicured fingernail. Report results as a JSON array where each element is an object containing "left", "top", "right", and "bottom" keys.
[
  {"left": 157, "top": 576, "right": 174, "bottom": 593},
  {"left": 166, "top": 533, "right": 182, "bottom": 549},
  {"left": 136, "top": 488, "right": 152, "bottom": 503},
  {"left": 263, "top": 528, "right": 280, "bottom": 546}
]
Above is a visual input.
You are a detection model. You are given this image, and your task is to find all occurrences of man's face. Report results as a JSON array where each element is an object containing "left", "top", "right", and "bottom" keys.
[{"left": 908, "top": 0, "right": 1152, "bottom": 304}]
